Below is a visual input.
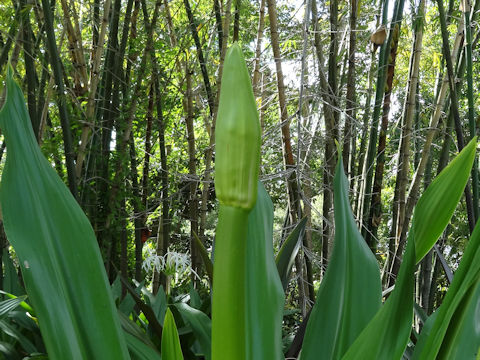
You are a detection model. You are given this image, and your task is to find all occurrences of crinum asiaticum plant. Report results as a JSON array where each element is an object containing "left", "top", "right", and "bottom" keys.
[{"left": 211, "top": 43, "right": 480, "bottom": 360}]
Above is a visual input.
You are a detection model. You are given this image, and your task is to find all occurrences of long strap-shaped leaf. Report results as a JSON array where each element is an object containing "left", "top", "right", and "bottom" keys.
[
  {"left": 245, "top": 182, "right": 285, "bottom": 359},
  {"left": 0, "top": 68, "right": 129, "bottom": 359},
  {"left": 275, "top": 217, "right": 307, "bottom": 291},
  {"left": 413, "top": 197, "right": 480, "bottom": 357},
  {"left": 161, "top": 308, "right": 184, "bottom": 360},
  {"left": 175, "top": 302, "right": 211, "bottom": 360},
  {"left": 342, "top": 138, "right": 476, "bottom": 359},
  {"left": 301, "top": 157, "right": 382, "bottom": 359}
]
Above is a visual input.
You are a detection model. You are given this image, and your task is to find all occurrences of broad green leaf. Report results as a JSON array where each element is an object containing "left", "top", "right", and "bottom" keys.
[
  {"left": 342, "top": 238, "right": 415, "bottom": 359},
  {"left": 0, "top": 341, "right": 18, "bottom": 359},
  {"left": 161, "top": 308, "right": 184, "bottom": 360},
  {"left": 119, "top": 293, "right": 136, "bottom": 315},
  {"left": 2, "top": 251, "right": 23, "bottom": 296},
  {"left": 245, "top": 182, "right": 284, "bottom": 360},
  {"left": 413, "top": 218, "right": 480, "bottom": 359},
  {"left": 343, "top": 138, "right": 476, "bottom": 359},
  {"left": 121, "top": 279, "right": 164, "bottom": 340},
  {"left": 413, "top": 137, "right": 477, "bottom": 262},
  {"left": 445, "top": 280, "right": 480, "bottom": 359},
  {"left": 119, "top": 312, "right": 160, "bottom": 360},
  {"left": 139, "top": 282, "right": 167, "bottom": 325},
  {"left": 301, "top": 159, "right": 382, "bottom": 359},
  {"left": 412, "top": 311, "right": 438, "bottom": 357},
  {"left": 175, "top": 302, "right": 211, "bottom": 360},
  {"left": 275, "top": 217, "right": 307, "bottom": 291},
  {"left": 119, "top": 311, "right": 158, "bottom": 348},
  {"left": 111, "top": 277, "right": 136, "bottom": 315},
  {"left": 124, "top": 332, "right": 161, "bottom": 360},
  {"left": 189, "top": 285, "right": 202, "bottom": 310},
  {"left": 111, "top": 276, "right": 123, "bottom": 304},
  {"left": 413, "top": 301, "right": 428, "bottom": 325},
  {"left": 0, "top": 318, "right": 37, "bottom": 354},
  {"left": 0, "top": 68, "right": 129, "bottom": 359},
  {"left": 7, "top": 309, "right": 37, "bottom": 331}
]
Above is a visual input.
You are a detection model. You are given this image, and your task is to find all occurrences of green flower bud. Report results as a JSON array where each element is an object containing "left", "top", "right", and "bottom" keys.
[{"left": 215, "top": 43, "right": 261, "bottom": 210}]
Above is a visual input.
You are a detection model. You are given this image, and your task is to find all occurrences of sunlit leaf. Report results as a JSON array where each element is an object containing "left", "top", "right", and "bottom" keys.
[
  {"left": 161, "top": 308, "right": 184, "bottom": 360},
  {"left": 413, "top": 137, "right": 477, "bottom": 262},
  {"left": 301, "top": 158, "right": 382, "bottom": 359}
]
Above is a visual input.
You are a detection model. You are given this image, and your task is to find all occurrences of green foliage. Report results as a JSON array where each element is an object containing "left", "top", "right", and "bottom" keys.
[
  {"left": 0, "top": 68, "right": 129, "bottom": 359},
  {"left": 275, "top": 217, "right": 307, "bottom": 291},
  {"left": 301, "top": 157, "right": 382, "bottom": 359},
  {"left": 161, "top": 308, "right": 184, "bottom": 360},
  {"left": 1, "top": 24, "right": 480, "bottom": 359},
  {"left": 245, "top": 182, "right": 284, "bottom": 359}
]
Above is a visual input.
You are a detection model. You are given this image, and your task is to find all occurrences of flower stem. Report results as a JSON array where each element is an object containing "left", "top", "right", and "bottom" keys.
[{"left": 212, "top": 204, "right": 249, "bottom": 359}]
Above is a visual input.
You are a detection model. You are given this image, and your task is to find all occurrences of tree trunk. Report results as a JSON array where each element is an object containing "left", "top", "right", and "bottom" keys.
[
  {"left": 252, "top": 0, "right": 266, "bottom": 96},
  {"left": 198, "top": 0, "right": 231, "bottom": 247},
  {"left": 0, "top": 5, "right": 20, "bottom": 74},
  {"left": 185, "top": 62, "right": 200, "bottom": 280},
  {"left": 128, "top": 137, "right": 144, "bottom": 282},
  {"left": 184, "top": 0, "right": 215, "bottom": 117},
  {"left": 41, "top": 0, "right": 77, "bottom": 198},
  {"left": 59, "top": 0, "right": 88, "bottom": 95},
  {"left": 233, "top": 0, "right": 240, "bottom": 42},
  {"left": 152, "top": 76, "right": 170, "bottom": 294},
  {"left": 360, "top": 0, "right": 396, "bottom": 236},
  {"left": 387, "top": 10, "right": 467, "bottom": 287},
  {"left": 365, "top": 14, "right": 403, "bottom": 251},
  {"left": 463, "top": 0, "right": 478, "bottom": 220},
  {"left": 20, "top": 0, "right": 39, "bottom": 138},
  {"left": 75, "top": 0, "right": 112, "bottom": 177},
  {"left": 213, "top": 0, "right": 223, "bottom": 51},
  {"left": 268, "top": 0, "right": 307, "bottom": 314},
  {"left": 342, "top": 0, "right": 358, "bottom": 177},
  {"left": 386, "top": 0, "right": 425, "bottom": 283}
]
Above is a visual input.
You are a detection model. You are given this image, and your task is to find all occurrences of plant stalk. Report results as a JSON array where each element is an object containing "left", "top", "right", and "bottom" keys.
[{"left": 212, "top": 205, "right": 249, "bottom": 360}]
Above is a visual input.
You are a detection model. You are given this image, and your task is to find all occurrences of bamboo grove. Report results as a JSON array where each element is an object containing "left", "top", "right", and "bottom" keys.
[{"left": 0, "top": 0, "right": 479, "bottom": 357}]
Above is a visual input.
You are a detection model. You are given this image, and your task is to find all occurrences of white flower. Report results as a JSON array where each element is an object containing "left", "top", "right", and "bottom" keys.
[{"left": 142, "top": 248, "right": 200, "bottom": 281}]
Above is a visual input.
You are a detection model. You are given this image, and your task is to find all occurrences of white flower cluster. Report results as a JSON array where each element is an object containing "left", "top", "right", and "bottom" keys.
[{"left": 142, "top": 247, "right": 198, "bottom": 280}]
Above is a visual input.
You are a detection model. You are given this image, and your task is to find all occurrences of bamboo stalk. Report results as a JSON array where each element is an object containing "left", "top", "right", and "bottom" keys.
[
  {"left": 463, "top": 0, "right": 478, "bottom": 220},
  {"left": 75, "top": 0, "right": 112, "bottom": 178},
  {"left": 40, "top": 0, "right": 77, "bottom": 198}
]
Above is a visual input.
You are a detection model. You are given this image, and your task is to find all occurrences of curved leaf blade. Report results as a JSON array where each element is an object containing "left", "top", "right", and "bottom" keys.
[
  {"left": 124, "top": 332, "right": 161, "bottom": 360},
  {"left": 192, "top": 231, "right": 214, "bottom": 284},
  {"left": 414, "top": 218, "right": 480, "bottom": 359},
  {"left": 275, "top": 217, "right": 307, "bottom": 291},
  {"left": 413, "top": 137, "right": 477, "bottom": 262},
  {"left": 245, "top": 182, "right": 285, "bottom": 359},
  {"left": 343, "top": 137, "right": 476, "bottom": 359},
  {"left": 175, "top": 302, "right": 211, "bottom": 360},
  {"left": 161, "top": 308, "right": 184, "bottom": 360},
  {"left": 0, "top": 68, "right": 129, "bottom": 359},
  {"left": 342, "top": 238, "right": 416, "bottom": 359},
  {"left": 301, "top": 159, "right": 382, "bottom": 359}
]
